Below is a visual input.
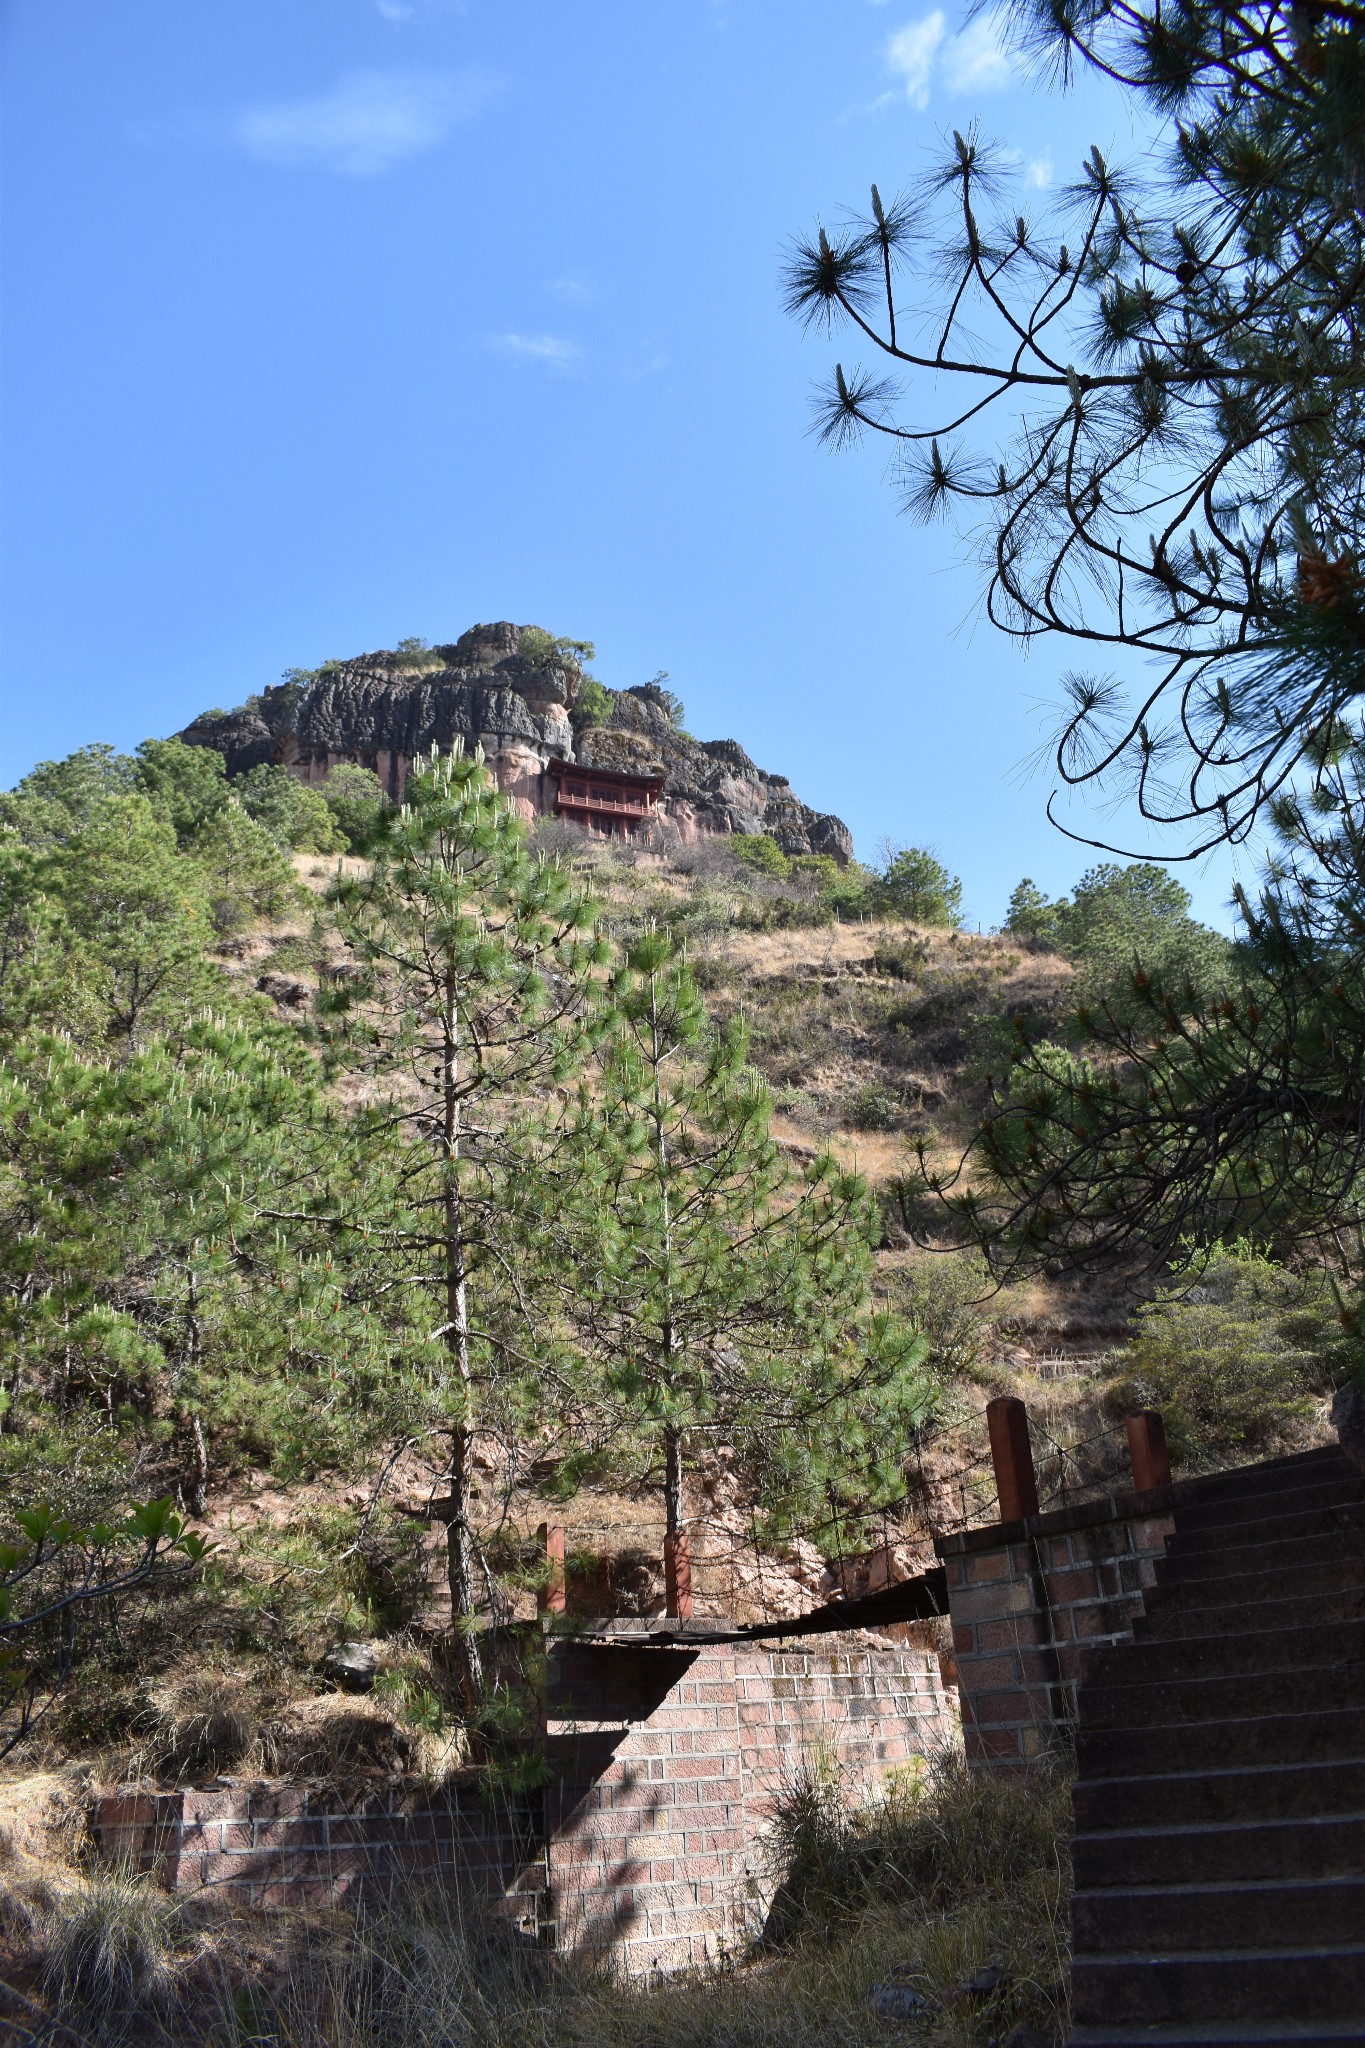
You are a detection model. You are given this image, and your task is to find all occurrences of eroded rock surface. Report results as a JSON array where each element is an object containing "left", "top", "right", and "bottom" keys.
[{"left": 179, "top": 622, "right": 852, "bottom": 863}]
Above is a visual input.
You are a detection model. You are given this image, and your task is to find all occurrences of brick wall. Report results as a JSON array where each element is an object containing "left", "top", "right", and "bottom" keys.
[
  {"left": 938, "top": 1488, "right": 1177, "bottom": 1766},
  {"left": 543, "top": 1634, "right": 958, "bottom": 1975},
  {"left": 94, "top": 1777, "right": 546, "bottom": 1924},
  {"left": 92, "top": 1632, "right": 957, "bottom": 1975}
]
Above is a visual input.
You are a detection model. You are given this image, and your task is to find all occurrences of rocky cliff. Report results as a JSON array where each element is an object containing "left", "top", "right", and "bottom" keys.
[{"left": 179, "top": 623, "right": 853, "bottom": 864}]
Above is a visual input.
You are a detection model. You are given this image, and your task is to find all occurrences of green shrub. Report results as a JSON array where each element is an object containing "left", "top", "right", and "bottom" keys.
[
  {"left": 392, "top": 636, "right": 434, "bottom": 670},
  {"left": 572, "top": 675, "right": 612, "bottom": 727},
  {"left": 1005, "top": 876, "right": 1068, "bottom": 944},
  {"left": 132, "top": 738, "right": 230, "bottom": 845},
  {"left": 892, "top": 1249, "right": 992, "bottom": 1380},
  {"left": 1063, "top": 861, "right": 1230, "bottom": 1003},
  {"left": 872, "top": 935, "right": 930, "bottom": 979},
  {"left": 519, "top": 626, "right": 595, "bottom": 671},
  {"left": 789, "top": 853, "right": 840, "bottom": 896},
  {"left": 874, "top": 845, "right": 963, "bottom": 927},
  {"left": 847, "top": 1082, "right": 900, "bottom": 1131},
  {"left": 1108, "top": 1241, "right": 1352, "bottom": 1467},
  {"left": 188, "top": 800, "right": 299, "bottom": 933},
  {"left": 319, "top": 763, "right": 389, "bottom": 851},
  {"left": 729, "top": 832, "right": 791, "bottom": 880},
  {"left": 234, "top": 763, "right": 346, "bottom": 853},
  {"left": 1007, "top": 862, "right": 1230, "bottom": 1004}
]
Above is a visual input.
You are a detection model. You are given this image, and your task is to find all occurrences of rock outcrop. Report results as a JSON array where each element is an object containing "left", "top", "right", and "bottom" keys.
[{"left": 178, "top": 623, "right": 852, "bottom": 864}]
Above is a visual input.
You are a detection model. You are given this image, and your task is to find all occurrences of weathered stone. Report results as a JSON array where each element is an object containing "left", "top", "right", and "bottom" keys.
[
  {"left": 943, "top": 1961, "right": 1006, "bottom": 2006},
  {"left": 178, "top": 624, "right": 852, "bottom": 864},
  {"left": 322, "top": 1641, "right": 379, "bottom": 1691},
  {"left": 867, "top": 1982, "right": 933, "bottom": 2019}
]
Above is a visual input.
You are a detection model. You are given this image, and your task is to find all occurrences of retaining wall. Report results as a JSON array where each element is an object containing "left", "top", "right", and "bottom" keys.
[
  {"left": 937, "top": 1487, "right": 1178, "bottom": 1766},
  {"left": 95, "top": 1777, "right": 546, "bottom": 1922},
  {"left": 545, "top": 1635, "right": 955, "bottom": 1973},
  {"left": 92, "top": 1633, "right": 957, "bottom": 1972}
]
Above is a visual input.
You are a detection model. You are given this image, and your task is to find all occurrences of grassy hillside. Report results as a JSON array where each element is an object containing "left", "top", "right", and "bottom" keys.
[{"left": 0, "top": 764, "right": 1349, "bottom": 2048}]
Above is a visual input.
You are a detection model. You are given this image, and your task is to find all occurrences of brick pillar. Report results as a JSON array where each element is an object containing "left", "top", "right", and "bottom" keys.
[
  {"left": 664, "top": 1533, "right": 693, "bottom": 1619},
  {"left": 537, "top": 1523, "right": 566, "bottom": 1615},
  {"left": 1126, "top": 1410, "right": 1171, "bottom": 1493},
  {"left": 986, "top": 1396, "right": 1039, "bottom": 1521}
]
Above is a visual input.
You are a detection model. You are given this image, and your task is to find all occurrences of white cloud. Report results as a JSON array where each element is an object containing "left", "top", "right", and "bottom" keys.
[
  {"left": 1027, "top": 153, "right": 1053, "bottom": 188},
  {"left": 487, "top": 333, "right": 583, "bottom": 370},
  {"left": 375, "top": 1, "right": 415, "bottom": 18},
  {"left": 887, "top": 14, "right": 947, "bottom": 109},
  {"left": 547, "top": 275, "right": 596, "bottom": 305},
  {"left": 887, "top": 7, "right": 1021, "bottom": 108},
  {"left": 233, "top": 69, "right": 486, "bottom": 176},
  {"left": 942, "top": 11, "right": 1016, "bottom": 91}
]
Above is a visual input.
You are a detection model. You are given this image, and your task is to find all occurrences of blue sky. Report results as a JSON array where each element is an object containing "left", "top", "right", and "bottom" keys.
[{"left": 1, "top": 0, "right": 1244, "bottom": 926}]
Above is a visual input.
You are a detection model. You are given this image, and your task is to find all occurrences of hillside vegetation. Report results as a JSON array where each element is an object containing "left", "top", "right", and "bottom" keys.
[
  {"left": 0, "top": 740, "right": 1343, "bottom": 1761},
  {"left": 0, "top": 736, "right": 1347, "bottom": 2048}
]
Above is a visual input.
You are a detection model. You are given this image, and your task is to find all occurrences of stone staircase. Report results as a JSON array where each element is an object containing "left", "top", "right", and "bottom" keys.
[{"left": 1067, "top": 1442, "right": 1365, "bottom": 2047}]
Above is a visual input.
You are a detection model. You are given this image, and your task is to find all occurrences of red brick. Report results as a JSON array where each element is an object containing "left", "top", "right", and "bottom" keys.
[
  {"left": 967, "top": 1725, "right": 1027, "bottom": 1763},
  {"left": 97, "top": 1793, "right": 160, "bottom": 1829},
  {"left": 963, "top": 1549, "right": 1014, "bottom": 1586},
  {"left": 974, "top": 1688, "right": 1043, "bottom": 1725},
  {"left": 956, "top": 1651, "right": 1020, "bottom": 1690},
  {"left": 948, "top": 1579, "right": 1036, "bottom": 1624},
  {"left": 1071, "top": 1597, "right": 1141, "bottom": 1639},
  {"left": 973, "top": 1614, "right": 1046, "bottom": 1652},
  {"left": 1043, "top": 1566, "right": 1102, "bottom": 1604},
  {"left": 248, "top": 1789, "right": 309, "bottom": 1821},
  {"left": 182, "top": 1789, "right": 244, "bottom": 1824}
]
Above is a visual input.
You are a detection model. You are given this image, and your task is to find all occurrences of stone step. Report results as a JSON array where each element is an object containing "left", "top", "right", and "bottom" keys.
[
  {"left": 1073, "top": 1759, "right": 1365, "bottom": 1831},
  {"left": 1134, "top": 1585, "right": 1365, "bottom": 1642},
  {"left": 1172, "top": 1478, "right": 1365, "bottom": 1538},
  {"left": 1167, "top": 1500, "right": 1365, "bottom": 1559},
  {"left": 1072, "top": 1876, "right": 1365, "bottom": 1952},
  {"left": 1071, "top": 1946, "right": 1365, "bottom": 2025},
  {"left": 1076, "top": 1706, "right": 1365, "bottom": 1778},
  {"left": 1148, "top": 1550, "right": 1365, "bottom": 1611},
  {"left": 1174, "top": 1448, "right": 1353, "bottom": 1506},
  {"left": 1087, "top": 1617, "right": 1365, "bottom": 1684},
  {"left": 1155, "top": 1521, "right": 1365, "bottom": 1586},
  {"left": 1069, "top": 2023, "right": 1365, "bottom": 2046},
  {"left": 1077, "top": 1657, "right": 1365, "bottom": 1731},
  {"left": 1072, "top": 1811, "right": 1365, "bottom": 1888}
]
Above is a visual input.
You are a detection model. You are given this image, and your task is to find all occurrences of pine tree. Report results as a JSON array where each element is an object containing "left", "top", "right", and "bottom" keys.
[
  {"left": 783, "top": 0, "right": 1365, "bottom": 855},
  {"left": 317, "top": 746, "right": 605, "bottom": 1706},
  {"left": 0, "top": 1017, "right": 349, "bottom": 1513},
  {"left": 567, "top": 932, "right": 935, "bottom": 1568}
]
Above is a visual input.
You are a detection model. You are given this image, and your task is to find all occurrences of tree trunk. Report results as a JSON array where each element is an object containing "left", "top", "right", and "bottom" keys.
[
  {"left": 185, "top": 1412, "right": 209, "bottom": 1520},
  {"left": 441, "top": 964, "right": 485, "bottom": 1712},
  {"left": 179, "top": 1267, "right": 208, "bottom": 1517},
  {"left": 649, "top": 966, "right": 685, "bottom": 1549},
  {"left": 664, "top": 1419, "right": 684, "bottom": 1543},
  {"left": 445, "top": 1413, "right": 484, "bottom": 1713}
]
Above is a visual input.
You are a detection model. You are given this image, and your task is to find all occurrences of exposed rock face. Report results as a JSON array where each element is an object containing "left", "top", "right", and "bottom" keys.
[{"left": 179, "top": 623, "right": 852, "bottom": 864}]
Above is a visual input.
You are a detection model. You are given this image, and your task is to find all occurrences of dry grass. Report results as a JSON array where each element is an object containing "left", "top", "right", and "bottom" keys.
[{"left": 3, "top": 1746, "right": 1070, "bottom": 2047}]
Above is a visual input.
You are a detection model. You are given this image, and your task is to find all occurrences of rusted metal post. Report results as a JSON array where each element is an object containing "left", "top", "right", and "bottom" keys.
[
  {"left": 537, "top": 1522, "right": 566, "bottom": 1615},
  {"left": 1126, "top": 1411, "right": 1172, "bottom": 1493},
  {"left": 664, "top": 1532, "right": 693, "bottom": 1620},
  {"left": 986, "top": 1396, "right": 1040, "bottom": 1522}
]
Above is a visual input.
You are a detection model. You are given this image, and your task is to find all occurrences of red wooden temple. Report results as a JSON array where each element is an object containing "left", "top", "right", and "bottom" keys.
[{"left": 547, "top": 759, "right": 665, "bottom": 838}]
